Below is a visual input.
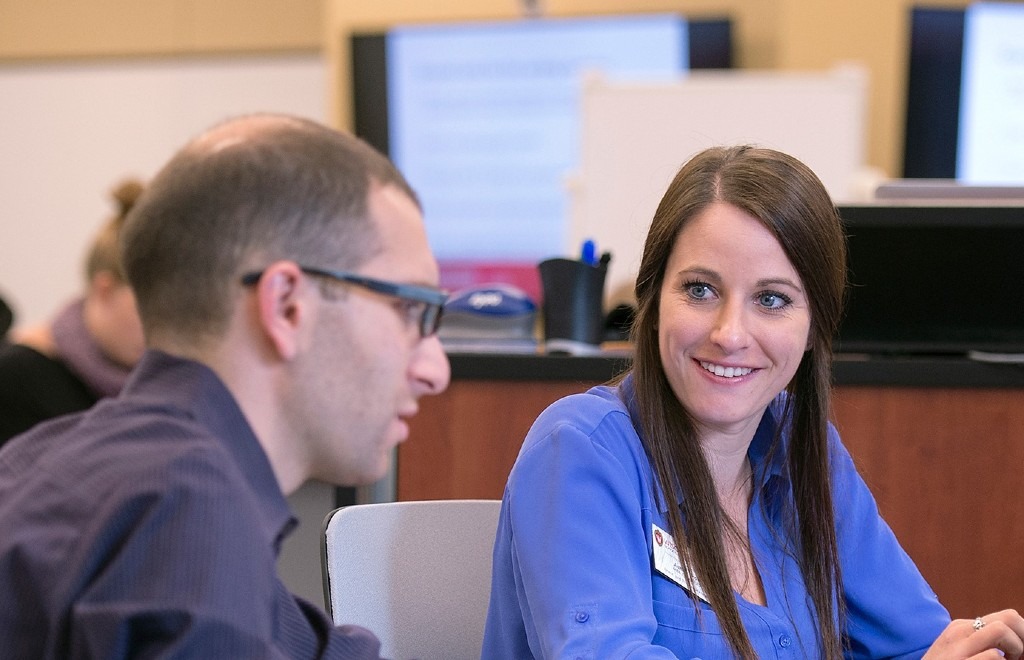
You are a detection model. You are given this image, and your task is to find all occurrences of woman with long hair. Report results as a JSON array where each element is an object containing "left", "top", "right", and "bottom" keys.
[{"left": 483, "top": 146, "right": 1022, "bottom": 658}]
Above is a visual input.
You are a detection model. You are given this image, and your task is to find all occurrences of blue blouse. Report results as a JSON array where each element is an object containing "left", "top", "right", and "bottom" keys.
[{"left": 482, "top": 377, "right": 950, "bottom": 659}]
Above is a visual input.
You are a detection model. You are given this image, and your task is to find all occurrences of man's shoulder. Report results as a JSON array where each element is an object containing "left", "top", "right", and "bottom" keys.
[
  {"left": 0, "top": 393, "right": 245, "bottom": 522},
  {"left": 83, "top": 397, "right": 241, "bottom": 472},
  {"left": 1, "top": 393, "right": 237, "bottom": 496}
]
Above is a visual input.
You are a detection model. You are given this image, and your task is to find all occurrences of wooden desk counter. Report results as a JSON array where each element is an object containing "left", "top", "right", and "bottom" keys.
[{"left": 401, "top": 351, "right": 1024, "bottom": 618}]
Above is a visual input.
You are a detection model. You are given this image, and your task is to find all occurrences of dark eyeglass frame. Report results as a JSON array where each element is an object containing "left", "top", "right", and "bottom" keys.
[{"left": 241, "top": 266, "right": 448, "bottom": 338}]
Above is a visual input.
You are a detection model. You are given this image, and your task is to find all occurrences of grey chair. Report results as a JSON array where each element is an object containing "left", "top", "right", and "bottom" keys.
[{"left": 321, "top": 499, "right": 502, "bottom": 660}]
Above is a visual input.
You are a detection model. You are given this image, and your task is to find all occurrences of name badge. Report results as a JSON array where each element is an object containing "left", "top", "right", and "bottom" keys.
[{"left": 652, "top": 523, "right": 709, "bottom": 603}]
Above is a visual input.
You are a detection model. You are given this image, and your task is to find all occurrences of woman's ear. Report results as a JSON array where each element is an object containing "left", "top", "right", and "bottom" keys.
[{"left": 87, "top": 270, "right": 120, "bottom": 301}]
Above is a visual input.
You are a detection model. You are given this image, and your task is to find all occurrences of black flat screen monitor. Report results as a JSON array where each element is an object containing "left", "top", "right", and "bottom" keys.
[
  {"left": 903, "top": 3, "right": 1024, "bottom": 182},
  {"left": 837, "top": 204, "right": 1024, "bottom": 355},
  {"left": 350, "top": 14, "right": 732, "bottom": 300},
  {"left": 903, "top": 7, "right": 964, "bottom": 179}
]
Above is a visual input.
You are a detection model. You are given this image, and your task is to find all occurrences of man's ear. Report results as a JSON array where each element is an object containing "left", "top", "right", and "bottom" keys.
[{"left": 253, "top": 261, "right": 308, "bottom": 361}]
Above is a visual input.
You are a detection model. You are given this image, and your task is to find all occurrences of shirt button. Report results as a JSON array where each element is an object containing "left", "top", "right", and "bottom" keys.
[
  {"left": 574, "top": 611, "right": 590, "bottom": 623},
  {"left": 779, "top": 634, "right": 792, "bottom": 648}
]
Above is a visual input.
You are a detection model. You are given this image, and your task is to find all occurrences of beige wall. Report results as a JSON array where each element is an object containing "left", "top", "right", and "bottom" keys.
[
  {"left": 1, "top": 0, "right": 975, "bottom": 176},
  {"left": 0, "top": 0, "right": 322, "bottom": 57},
  {"left": 775, "top": 0, "right": 972, "bottom": 179}
]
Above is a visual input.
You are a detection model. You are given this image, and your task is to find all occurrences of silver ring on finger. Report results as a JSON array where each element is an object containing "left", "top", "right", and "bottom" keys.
[{"left": 972, "top": 617, "right": 986, "bottom": 632}]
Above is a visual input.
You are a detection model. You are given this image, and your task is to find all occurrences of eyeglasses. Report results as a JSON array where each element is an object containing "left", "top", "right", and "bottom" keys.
[{"left": 241, "top": 266, "right": 448, "bottom": 338}]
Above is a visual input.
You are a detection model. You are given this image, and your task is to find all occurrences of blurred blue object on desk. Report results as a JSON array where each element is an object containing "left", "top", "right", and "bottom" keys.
[{"left": 438, "top": 284, "right": 538, "bottom": 353}]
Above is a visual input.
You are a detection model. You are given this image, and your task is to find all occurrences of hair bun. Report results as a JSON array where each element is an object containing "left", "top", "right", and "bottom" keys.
[{"left": 110, "top": 178, "right": 145, "bottom": 217}]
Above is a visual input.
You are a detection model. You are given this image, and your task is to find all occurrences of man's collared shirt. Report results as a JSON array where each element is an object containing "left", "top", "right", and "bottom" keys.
[{"left": 0, "top": 350, "right": 381, "bottom": 658}]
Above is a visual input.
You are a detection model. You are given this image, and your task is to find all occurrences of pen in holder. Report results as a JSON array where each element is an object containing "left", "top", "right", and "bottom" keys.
[{"left": 537, "top": 253, "right": 610, "bottom": 354}]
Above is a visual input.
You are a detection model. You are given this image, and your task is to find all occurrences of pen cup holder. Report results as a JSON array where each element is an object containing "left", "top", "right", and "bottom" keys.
[{"left": 538, "top": 257, "right": 608, "bottom": 354}]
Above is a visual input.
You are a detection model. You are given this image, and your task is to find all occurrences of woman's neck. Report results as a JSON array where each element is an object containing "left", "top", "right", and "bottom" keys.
[{"left": 702, "top": 434, "right": 754, "bottom": 500}]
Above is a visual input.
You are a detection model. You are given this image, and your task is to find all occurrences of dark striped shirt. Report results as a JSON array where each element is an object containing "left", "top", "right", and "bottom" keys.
[{"left": 0, "top": 350, "right": 382, "bottom": 658}]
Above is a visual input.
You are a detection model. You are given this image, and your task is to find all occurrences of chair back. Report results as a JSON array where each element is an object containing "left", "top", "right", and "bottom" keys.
[{"left": 321, "top": 499, "right": 502, "bottom": 660}]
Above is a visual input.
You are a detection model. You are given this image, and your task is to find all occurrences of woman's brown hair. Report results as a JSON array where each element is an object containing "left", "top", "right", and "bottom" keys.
[
  {"left": 628, "top": 145, "right": 848, "bottom": 658},
  {"left": 84, "top": 178, "right": 145, "bottom": 283}
]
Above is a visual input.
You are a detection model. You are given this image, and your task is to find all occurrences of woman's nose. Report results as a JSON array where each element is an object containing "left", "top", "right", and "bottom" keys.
[{"left": 709, "top": 301, "right": 751, "bottom": 352}]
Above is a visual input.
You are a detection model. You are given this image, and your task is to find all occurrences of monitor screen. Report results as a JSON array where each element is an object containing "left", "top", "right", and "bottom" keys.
[
  {"left": 903, "top": 6, "right": 963, "bottom": 179},
  {"left": 351, "top": 14, "right": 732, "bottom": 300},
  {"left": 837, "top": 204, "right": 1024, "bottom": 355},
  {"left": 957, "top": 2, "right": 1024, "bottom": 183},
  {"left": 903, "top": 3, "right": 1024, "bottom": 182}
]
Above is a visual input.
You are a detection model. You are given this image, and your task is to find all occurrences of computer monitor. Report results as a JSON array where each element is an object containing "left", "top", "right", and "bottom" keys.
[
  {"left": 902, "top": 6, "right": 963, "bottom": 179},
  {"left": 350, "top": 14, "right": 732, "bottom": 300},
  {"left": 956, "top": 2, "right": 1024, "bottom": 183},
  {"left": 902, "top": 3, "right": 1024, "bottom": 182},
  {"left": 837, "top": 204, "right": 1024, "bottom": 355}
]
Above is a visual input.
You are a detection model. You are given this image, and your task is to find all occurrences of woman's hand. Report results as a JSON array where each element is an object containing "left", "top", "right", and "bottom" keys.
[{"left": 923, "top": 610, "right": 1024, "bottom": 659}]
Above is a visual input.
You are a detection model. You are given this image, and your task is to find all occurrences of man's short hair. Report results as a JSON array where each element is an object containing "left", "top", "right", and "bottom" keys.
[{"left": 121, "top": 114, "right": 419, "bottom": 345}]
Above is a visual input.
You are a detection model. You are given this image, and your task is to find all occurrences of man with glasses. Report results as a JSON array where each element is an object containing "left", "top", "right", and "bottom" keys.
[{"left": 0, "top": 114, "right": 450, "bottom": 658}]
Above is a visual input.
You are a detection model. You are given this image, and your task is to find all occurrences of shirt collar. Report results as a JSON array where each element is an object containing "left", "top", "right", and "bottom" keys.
[
  {"left": 749, "top": 398, "right": 789, "bottom": 481},
  {"left": 619, "top": 373, "right": 790, "bottom": 515},
  {"left": 122, "top": 350, "right": 297, "bottom": 549}
]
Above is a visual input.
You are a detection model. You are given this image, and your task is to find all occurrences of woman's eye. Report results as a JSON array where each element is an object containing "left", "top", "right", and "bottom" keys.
[
  {"left": 684, "top": 282, "right": 713, "bottom": 300},
  {"left": 757, "top": 292, "right": 791, "bottom": 309}
]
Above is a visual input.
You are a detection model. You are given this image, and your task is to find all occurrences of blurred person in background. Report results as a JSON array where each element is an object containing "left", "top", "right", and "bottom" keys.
[
  {"left": 0, "top": 179, "right": 146, "bottom": 447},
  {"left": 0, "top": 293, "right": 12, "bottom": 344}
]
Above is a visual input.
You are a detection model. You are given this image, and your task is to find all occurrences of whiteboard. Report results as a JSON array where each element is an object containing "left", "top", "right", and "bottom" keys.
[
  {"left": 0, "top": 53, "right": 325, "bottom": 327},
  {"left": 566, "top": 67, "right": 868, "bottom": 305}
]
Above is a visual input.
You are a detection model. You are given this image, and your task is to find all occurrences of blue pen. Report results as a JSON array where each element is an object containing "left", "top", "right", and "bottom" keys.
[{"left": 580, "top": 239, "right": 597, "bottom": 266}]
